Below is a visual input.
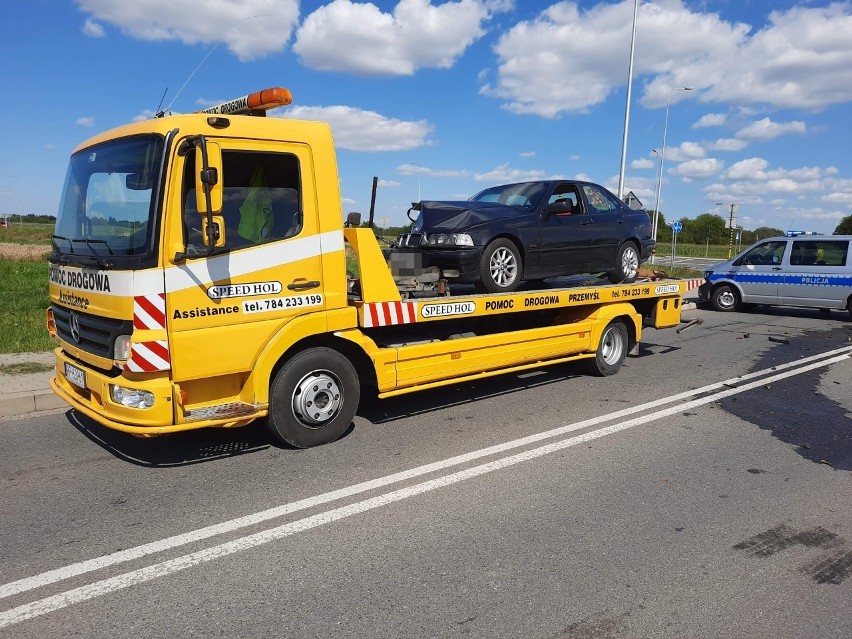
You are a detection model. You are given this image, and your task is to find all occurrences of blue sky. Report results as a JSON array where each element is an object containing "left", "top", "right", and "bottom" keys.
[{"left": 2, "top": 0, "right": 852, "bottom": 234}]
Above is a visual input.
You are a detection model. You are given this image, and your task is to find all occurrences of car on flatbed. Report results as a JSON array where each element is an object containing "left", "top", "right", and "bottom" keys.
[{"left": 391, "top": 179, "right": 654, "bottom": 293}]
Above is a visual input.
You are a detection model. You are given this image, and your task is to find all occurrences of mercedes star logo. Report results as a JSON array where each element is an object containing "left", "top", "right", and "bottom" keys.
[{"left": 69, "top": 312, "right": 81, "bottom": 344}]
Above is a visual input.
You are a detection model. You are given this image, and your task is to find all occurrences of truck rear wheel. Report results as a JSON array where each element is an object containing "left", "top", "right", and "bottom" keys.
[
  {"left": 267, "top": 347, "right": 360, "bottom": 448},
  {"left": 587, "top": 320, "right": 628, "bottom": 377}
]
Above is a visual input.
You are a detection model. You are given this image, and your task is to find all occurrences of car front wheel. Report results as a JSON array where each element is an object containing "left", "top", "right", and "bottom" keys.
[
  {"left": 607, "top": 242, "right": 639, "bottom": 284},
  {"left": 711, "top": 284, "right": 740, "bottom": 312},
  {"left": 478, "top": 238, "right": 521, "bottom": 293}
]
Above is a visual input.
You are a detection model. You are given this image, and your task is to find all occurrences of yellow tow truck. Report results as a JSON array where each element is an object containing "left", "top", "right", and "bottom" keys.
[{"left": 47, "top": 87, "right": 700, "bottom": 448}]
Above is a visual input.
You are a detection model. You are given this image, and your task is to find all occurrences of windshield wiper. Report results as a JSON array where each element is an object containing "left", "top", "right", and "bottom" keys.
[
  {"left": 71, "top": 238, "right": 115, "bottom": 256},
  {"left": 68, "top": 239, "right": 115, "bottom": 269},
  {"left": 51, "top": 235, "right": 75, "bottom": 254}
]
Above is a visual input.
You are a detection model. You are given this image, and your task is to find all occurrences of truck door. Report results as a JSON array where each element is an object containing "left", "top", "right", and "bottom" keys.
[
  {"left": 165, "top": 138, "right": 325, "bottom": 381},
  {"left": 538, "top": 183, "right": 594, "bottom": 274}
]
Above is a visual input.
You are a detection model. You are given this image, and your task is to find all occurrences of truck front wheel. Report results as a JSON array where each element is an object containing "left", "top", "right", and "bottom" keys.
[
  {"left": 587, "top": 320, "right": 628, "bottom": 377},
  {"left": 267, "top": 347, "right": 360, "bottom": 448}
]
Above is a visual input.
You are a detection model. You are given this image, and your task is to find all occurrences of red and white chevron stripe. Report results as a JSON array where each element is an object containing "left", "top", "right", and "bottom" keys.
[
  {"left": 362, "top": 301, "right": 418, "bottom": 328},
  {"left": 684, "top": 278, "right": 705, "bottom": 291},
  {"left": 125, "top": 340, "right": 171, "bottom": 373},
  {"left": 133, "top": 293, "right": 166, "bottom": 330}
]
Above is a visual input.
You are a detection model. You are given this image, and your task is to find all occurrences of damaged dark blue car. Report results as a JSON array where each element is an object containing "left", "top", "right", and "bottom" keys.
[{"left": 391, "top": 180, "right": 655, "bottom": 293}]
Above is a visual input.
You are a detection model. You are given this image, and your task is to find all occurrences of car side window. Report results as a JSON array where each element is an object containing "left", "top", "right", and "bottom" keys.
[
  {"left": 547, "top": 185, "right": 581, "bottom": 214},
  {"left": 739, "top": 241, "right": 787, "bottom": 265},
  {"left": 182, "top": 149, "right": 303, "bottom": 252},
  {"left": 582, "top": 184, "right": 617, "bottom": 213},
  {"left": 790, "top": 240, "right": 848, "bottom": 266}
]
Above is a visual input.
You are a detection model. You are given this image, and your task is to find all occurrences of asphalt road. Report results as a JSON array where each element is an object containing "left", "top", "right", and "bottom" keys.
[{"left": 1, "top": 304, "right": 851, "bottom": 638}]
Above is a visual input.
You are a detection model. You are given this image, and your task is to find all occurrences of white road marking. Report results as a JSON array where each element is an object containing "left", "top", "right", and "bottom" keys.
[{"left": 0, "top": 347, "right": 849, "bottom": 628}]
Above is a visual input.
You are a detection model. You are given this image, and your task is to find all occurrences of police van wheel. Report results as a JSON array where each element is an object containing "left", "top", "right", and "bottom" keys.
[
  {"left": 587, "top": 320, "right": 628, "bottom": 377},
  {"left": 267, "top": 348, "right": 360, "bottom": 448},
  {"left": 711, "top": 284, "right": 740, "bottom": 312},
  {"left": 607, "top": 242, "right": 639, "bottom": 284},
  {"left": 847, "top": 297, "right": 852, "bottom": 320},
  {"left": 479, "top": 239, "right": 521, "bottom": 293}
]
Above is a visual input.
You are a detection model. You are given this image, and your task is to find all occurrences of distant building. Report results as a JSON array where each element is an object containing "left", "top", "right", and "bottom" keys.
[{"left": 623, "top": 191, "right": 643, "bottom": 210}]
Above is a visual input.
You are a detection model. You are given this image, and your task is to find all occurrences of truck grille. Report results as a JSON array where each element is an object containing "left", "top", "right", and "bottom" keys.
[{"left": 52, "top": 304, "right": 132, "bottom": 360}]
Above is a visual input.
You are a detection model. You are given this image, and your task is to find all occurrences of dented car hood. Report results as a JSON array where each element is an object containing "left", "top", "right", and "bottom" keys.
[{"left": 413, "top": 201, "right": 525, "bottom": 233}]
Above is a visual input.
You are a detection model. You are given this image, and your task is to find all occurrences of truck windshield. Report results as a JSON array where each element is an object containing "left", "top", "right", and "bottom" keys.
[{"left": 54, "top": 134, "right": 163, "bottom": 259}]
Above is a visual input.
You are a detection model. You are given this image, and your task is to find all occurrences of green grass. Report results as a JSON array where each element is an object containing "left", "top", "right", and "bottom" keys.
[
  {"left": 653, "top": 242, "right": 739, "bottom": 259},
  {"left": 0, "top": 223, "right": 54, "bottom": 245},
  {"left": 0, "top": 362, "right": 53, "bottom": 375},
  {"left": 0, "top": 260, "right": 54, "bottom": 353}
]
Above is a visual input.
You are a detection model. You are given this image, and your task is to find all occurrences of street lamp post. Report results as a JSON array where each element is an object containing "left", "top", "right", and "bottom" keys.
[
  {"left": 652, "top": 87, "right": 692, "bottom": 253},
  {"left": 651, "top": 149, "right": 662, "bottom": 264},
  {"left": 717, "top": 202, "right": 738, "bottom": 259},
  {"left": 617, "top": 0, "right": 640, "bottom": 200}
]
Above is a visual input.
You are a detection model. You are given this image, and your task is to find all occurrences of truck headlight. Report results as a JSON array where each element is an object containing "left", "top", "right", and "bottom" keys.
[
  {"left": 110, "top": 385, "right": 155, "bottom": 409},
  {"left": 114, "top": 335, "right": 131, "bottom": 361}
]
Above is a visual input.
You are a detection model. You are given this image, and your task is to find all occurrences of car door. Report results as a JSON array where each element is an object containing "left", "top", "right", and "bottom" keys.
[
  {"left": 729, "top": 240, "right": 788, "bottom": 304},
  {"left": 781, "top": 239, "right": 850, "bottom": 308},
  {"left": 537, "top": 183, "right": 595, "bottom": 275},
  {"left": 578, "top": 183, "right": 626, "bottom": 268}
]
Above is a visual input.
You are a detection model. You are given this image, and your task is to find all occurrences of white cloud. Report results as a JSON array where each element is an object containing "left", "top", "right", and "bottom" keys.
[
  {"left": 486, "top": 1, "right": 852, "bottom": 117},
  {"left": 724, "top": 157, "right": 769, "bottom": 181},
  {"left": 378, "top": 180, "right": 401, "bottom": 187},
  {"left": 76, "top": 117, "right": 95, "bottom": 127},
  {"left": 473, "top": 164, "right": 563, "bottom": 182},
  {"left": 294, "top": 0, "right": 510, "bottom": 75},
  {"left": 77, "top": 0, "right": 299, "bottom": 61},
  {"left": 662, "top": 141, "right": 706, "bottom": 162},
  {"left": 397, "top": 164, "right": 469, "bottom": 178},
  {"left": 519, "top": 151, "right": 536, "bottom": 158},
  {"left": 631, "top": 158, "right": 655, "bottom": 170},
  {"left": 822, "top": 193, "right": 852, "bottom": 205},
  {"left": 692, "top": 113, "right": 726, "bottom": 128},
  {"left": 736, "top": 117, "right": 806, "bottom": 141},
  {"left": 277, "top": 106, "right": 433, "bottom": 151},
  {"left": 708, "top": 138, "right": 748, "bottom": 152},
  {"left": 83, "top": 18, "right": 105, "bottom": 38},
  {"left": 669, "top": 158, "right": 724, "bottom": 179}
]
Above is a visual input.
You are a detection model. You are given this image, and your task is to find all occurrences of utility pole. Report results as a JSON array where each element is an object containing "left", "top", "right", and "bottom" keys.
[{"left": 717, "top": 202, "right": 738, "bottom": 259}]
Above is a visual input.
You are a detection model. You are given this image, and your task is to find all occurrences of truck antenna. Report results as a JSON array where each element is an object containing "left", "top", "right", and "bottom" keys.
[{"left": 154, "top": 87, "right": 169, "bottom": 118}]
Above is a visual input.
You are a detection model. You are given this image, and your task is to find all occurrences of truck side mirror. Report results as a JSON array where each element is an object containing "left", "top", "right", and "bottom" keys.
[
  {"left": 202, "top": 215, "right": 226, "bottom": 248},
  {"left": 345, "top": 212, "right": 362, "bottom": 227},
  {"left": 195, "top": 140, "right": 222, "bottom": 215}
]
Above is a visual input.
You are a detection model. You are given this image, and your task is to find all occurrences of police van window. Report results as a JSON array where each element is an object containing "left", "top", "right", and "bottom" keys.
[
  {"left": 181, "top": 149, "right": 302, "bottom": 251},
  {"left": 791, "top": 240, "right": 848, "bottom": 267},
  {"left": 739, "top": 240, "right": 787, "bottom": 266}
]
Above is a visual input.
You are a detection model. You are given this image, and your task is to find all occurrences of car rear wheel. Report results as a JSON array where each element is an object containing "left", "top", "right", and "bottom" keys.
[
  {"left": 711, "top": 284, "right": 740, "bottom": 312},
  {"left": 607, "top": 242, "right": 639, "bottom": 284},
  {"left": 478, "top": 238, "right": 521, "bottom": 293}
]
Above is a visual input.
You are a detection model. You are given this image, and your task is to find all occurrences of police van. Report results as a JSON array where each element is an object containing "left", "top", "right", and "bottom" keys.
[{"left": 698, "top": 235, "right": 852, "bottom": 318}]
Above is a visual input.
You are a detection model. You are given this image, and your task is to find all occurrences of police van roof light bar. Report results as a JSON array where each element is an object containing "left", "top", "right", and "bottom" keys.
[{"left": 198, "top": 87, "right": 293, "bottom": 117}]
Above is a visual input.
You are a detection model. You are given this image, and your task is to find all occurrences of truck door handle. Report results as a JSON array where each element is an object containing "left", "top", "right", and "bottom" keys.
[{"left": 288, "top": 280, "right": 320, "bottom": 291}]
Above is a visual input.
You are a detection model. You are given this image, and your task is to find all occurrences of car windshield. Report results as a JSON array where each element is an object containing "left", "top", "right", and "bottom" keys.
[
  {"left": 54, "top": 134, "right": 164, "bottom": 258},
  {"left": 469, "top": 182, "right": 548, "bottom": 210}
]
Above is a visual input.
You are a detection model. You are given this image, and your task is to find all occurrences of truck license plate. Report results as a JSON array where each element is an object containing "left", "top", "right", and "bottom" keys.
[{"left": 64, "top": 363, "right": 86, "bottom": 389}]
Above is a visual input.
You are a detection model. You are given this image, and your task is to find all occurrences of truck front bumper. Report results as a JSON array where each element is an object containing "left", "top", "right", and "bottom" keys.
[{"left": 51, "top": 348, "right": 178, "bottom": 435}]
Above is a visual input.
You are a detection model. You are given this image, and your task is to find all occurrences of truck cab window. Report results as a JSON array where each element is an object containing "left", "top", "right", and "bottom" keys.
[{"left": 182, "top": 148, "right": 302, "bottom": 252}]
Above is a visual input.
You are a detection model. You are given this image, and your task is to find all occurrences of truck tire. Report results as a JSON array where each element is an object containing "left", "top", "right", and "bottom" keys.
[
  {"left": 478, "top": 238, "right": 521, "bottom": 293},
  {"left": 267, "top": 347, "right": 360, "bottom": 448},
  {"left": 607, "top": 242, "right": 639, "bottom": 284},
  {"left": 711, "top": 284, "right": 740, "bottom": 312},
  {"left": 847, "top": 297, "right": 852, "bottom": 320},
  {"left": 587, "top": 320, "right": 628, "bottom": 377}
]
